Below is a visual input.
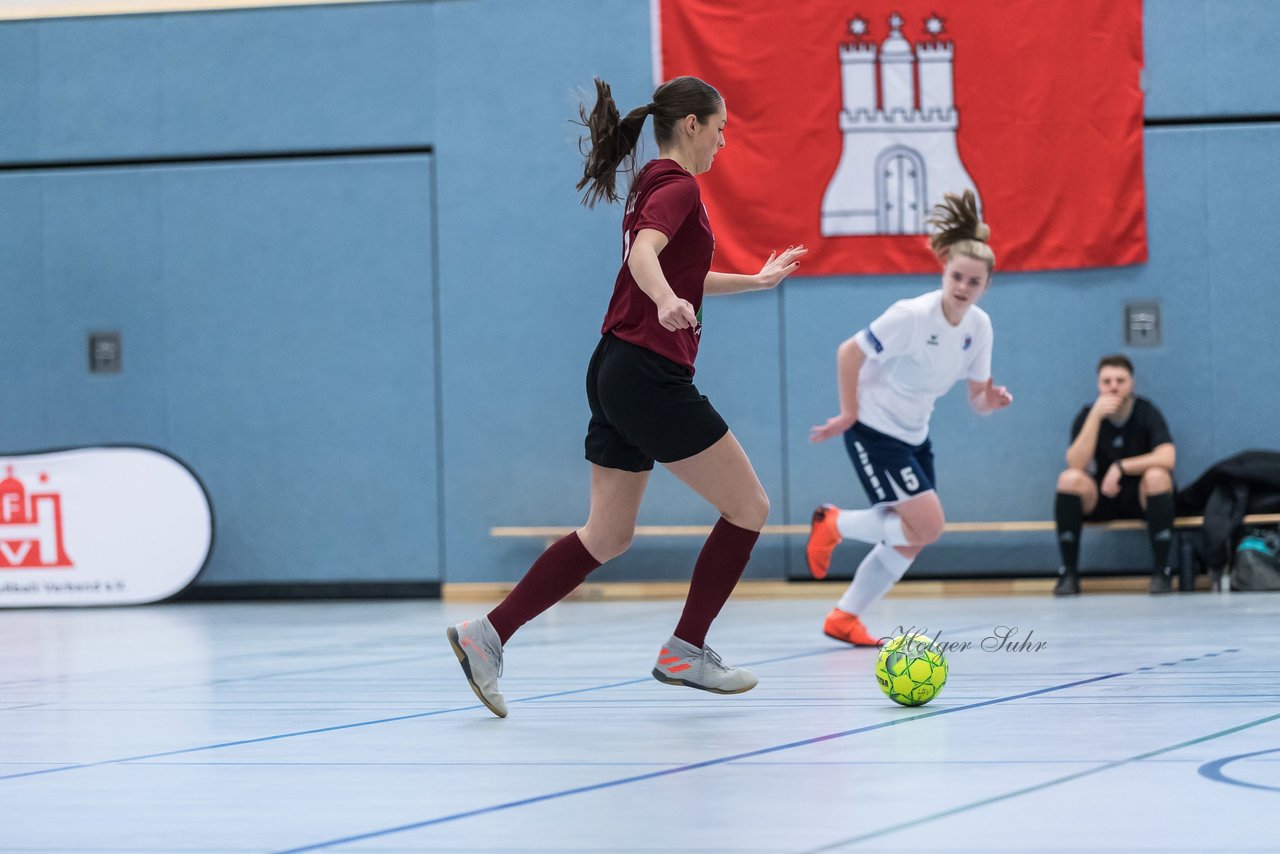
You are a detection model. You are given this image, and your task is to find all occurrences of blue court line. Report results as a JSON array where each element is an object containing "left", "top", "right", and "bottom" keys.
[
  {"left": 0, "top": 617, "right": 646, "bottom": 692},
  {"left": 271, "top": 669, "right": 1145, "bottom": 853},
  {"left": 0, "top": 622, "right": 991, "bottom": 783},
  {"left": 1198, "top": 746, "right": 1280, "bottom": 792},
  {"left": 0, "top": 629, "right": 444, "bottom": 690},
  {"left": 269, "top": 645, "right": 1242, "bottom": 853},
  {"left": 0, "top": 644, "right": 857, "bottom": 783},
  {"left": 0, "top": 603, "right": 673, "bottom": 692},
  {"left": 0, "top": 707, "right": 478, "bottom": 782},
  {"left": 804, "top": 708, "right": 1280, "bottom": 849},
  {"left": 174, "top": 653, "right": 436, "bottom": 688}
]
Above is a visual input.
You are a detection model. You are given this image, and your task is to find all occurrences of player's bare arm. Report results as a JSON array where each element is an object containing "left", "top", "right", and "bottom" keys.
[
  {"left": 968, "top": 377, "right": 1013, "bottom": 414},
  {"left": 1112, "top": 442, "right": 1177, "bottom": 479},
  {"left": 1065, "top": 398, "right": 1116, "bottom": 470},
  {"left": 810, "top": 336, "right": 865, "bottom": 442},
  {"left": 628, "top": 228, "right": 697, "bottom": 331},
  {"left": 703, "top": 245, "right": 807, "bottom": 295}
]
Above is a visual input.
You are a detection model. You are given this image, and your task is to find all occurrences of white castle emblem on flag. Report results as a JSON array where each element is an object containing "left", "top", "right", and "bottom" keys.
[
  {"left": 821, "top": 12, "right": 982, "bottom": 236},
  {"left": 0, "top": 466, "right": 73, "bottom": 568}
]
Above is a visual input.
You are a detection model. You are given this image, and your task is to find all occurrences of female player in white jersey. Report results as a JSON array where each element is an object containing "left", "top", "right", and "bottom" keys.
[{"left": 806, "top": 190, "right": 1013, "bottom": 646}]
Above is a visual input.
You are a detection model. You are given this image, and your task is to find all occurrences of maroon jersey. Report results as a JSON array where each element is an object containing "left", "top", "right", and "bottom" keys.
[{"left": 601, "top": 159, "right": 714, "bottom": 372}]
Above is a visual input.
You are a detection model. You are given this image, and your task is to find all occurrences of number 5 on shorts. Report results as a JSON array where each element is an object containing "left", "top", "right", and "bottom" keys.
[{"left": 900, "top": 467, "right": 919, "bottom": 492}]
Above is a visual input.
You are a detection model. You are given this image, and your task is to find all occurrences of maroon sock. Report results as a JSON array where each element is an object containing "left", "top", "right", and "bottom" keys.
[
  {"left": 487, "top": 531, "right": 601, "bottom": 645},
  {"left": 673, "top": 517, "right": 760, "bottom": 648}
]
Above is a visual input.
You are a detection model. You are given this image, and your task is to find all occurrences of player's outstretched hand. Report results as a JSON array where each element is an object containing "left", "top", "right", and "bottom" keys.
[
  {"left": 755, "top": 245, "right": 808, "bottom": 290},
  {"left": 982, "top": 377, "right": 1013, "bottom": 410},
  {"left": 810, "top": 412, "right": 856, "bottom": 443}
]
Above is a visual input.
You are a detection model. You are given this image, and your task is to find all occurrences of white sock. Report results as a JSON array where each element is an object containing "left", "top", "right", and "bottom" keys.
[
  {"left": 834, "top": 507, "right": 909, "bottom": 546},
  {"left": 837, "top": 545, "right": 915, "bottom": 615}
]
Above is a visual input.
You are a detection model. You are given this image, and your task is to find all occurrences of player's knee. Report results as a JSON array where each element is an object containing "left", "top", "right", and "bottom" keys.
[
  {"left": 916, "top": 518, "right": 945, "bottom": 545},
  {"left": 724, "top": 488, "right": 769, "bottom": 532},
  {"left": 1057, "top": 468, "right": 1089, "bottom": 493},
  {"left": 581, "top": 527, "right": 633, "bottom": 563},
  {"left": 904, "top": 510, "right": 945, "bottom": 545},
  {"left": 1142, "top": 466, "right": 1172, "bottom": 492},
  {"left": 597, "top": 534, "right": 633, "bottom": 563},
  {"left": 753, "top": 491, "right": 772, "bottom": 529}
]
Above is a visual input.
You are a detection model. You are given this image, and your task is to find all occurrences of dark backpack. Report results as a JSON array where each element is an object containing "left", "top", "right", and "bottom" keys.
[{"left": 1231, "top": 528, "right": 1280, "bottom": 592}]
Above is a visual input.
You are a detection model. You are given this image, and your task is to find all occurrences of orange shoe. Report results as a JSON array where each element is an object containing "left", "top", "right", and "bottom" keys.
[
  {"left": 823, "top": 608, "right": 883, "bottom": 647},
  {"left": 806, "top": 504, "right": 843, "bottom": 579}
]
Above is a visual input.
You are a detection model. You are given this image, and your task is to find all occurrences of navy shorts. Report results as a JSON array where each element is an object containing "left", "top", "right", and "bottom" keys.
[
  {"left": 584, "top": 333, "right": 729, "bottom": 472},
  {"left": 842, "top": 421, "right": 936, "bottom": 507},
  {"left": 1087, "top": 477, "right": 1144, "bottom": 521}
]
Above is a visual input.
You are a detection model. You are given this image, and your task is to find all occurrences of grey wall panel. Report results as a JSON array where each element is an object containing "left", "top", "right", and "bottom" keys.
[
  {"left": 37, "top": 17, "right": 164, "bottom": 160},
  {"left": 0, "top": 3, "right": 434, "bottom": 163},
  {"left": 41, "top": 168, "right": 168, "bottom": 444},
  {"left": 432, "top": 0, "right": 661, "bottom": 584},
  {"left": 1145, "top": 0, "right": 1280, "bottom": 118},
  {"left": 0, "top": 176, "right": 49, "bottom": 440},
  {"left": 0, "top": 24, "right": 41, "bottom": 159},
  {"left": 0, "top": 156, "right": 440, "bottom": 585},
  {"left": 159, "top": 156, "right": 438, "bottom": 584},
  {"left": 157, "top": 5, "right": 434, "bottom": 154},
  {"left": 1205, "top": 124, "right": 1280, "bottom": 457}
]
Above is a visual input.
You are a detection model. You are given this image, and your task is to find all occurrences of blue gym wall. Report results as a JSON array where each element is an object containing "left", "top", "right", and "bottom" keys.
[{"left": 0, "top": 0, "right": 1276, "bottom": 588}]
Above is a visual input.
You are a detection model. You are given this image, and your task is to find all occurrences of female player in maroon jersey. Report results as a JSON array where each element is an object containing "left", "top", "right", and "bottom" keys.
[{"left": 447, "top": 76, "right": 806, "bottom": 717}]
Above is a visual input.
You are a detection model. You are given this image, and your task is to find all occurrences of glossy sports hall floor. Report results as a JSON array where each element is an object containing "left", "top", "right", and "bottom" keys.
[{"left": 4, "top": 584, "right": 1278, "bottom": 853}]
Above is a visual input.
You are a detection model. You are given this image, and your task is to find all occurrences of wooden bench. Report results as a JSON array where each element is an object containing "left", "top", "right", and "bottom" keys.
[
  {"left": 492, "top": 514, "right": 1280, "bottom": 543},
  {"left": 491, "top": 514, "right": 1280, "bottom": 592}
]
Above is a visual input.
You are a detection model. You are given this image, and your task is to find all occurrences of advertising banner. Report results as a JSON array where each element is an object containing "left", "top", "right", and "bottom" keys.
[{"left": 0, "top": 447, "right": 213, "bottom": 607}]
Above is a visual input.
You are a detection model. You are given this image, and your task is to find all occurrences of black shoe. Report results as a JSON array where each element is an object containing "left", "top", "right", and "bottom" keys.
[
  {"left": 1149, "top": 569, "right": 1173, "bottom": 595},
  {"left": 1052, "top": 570, "right": 1079, "bottom": 597}
]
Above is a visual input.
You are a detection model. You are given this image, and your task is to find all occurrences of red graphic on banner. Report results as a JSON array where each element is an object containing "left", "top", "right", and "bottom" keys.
[
  {"left": 657, "top": 0, "right": 1147, "bottom": 274},
  {"left": 0, "top": 466, "right": 73, "bottom": 569}
]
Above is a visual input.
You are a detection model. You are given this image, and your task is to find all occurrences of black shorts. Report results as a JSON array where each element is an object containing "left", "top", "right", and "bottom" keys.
[
  {"left": 584, "top": 333, "right": 729, "bottom": 472},
  {"left": 842, "top": 421, "right": 936, "bottom": 507},
  {"left": 1087, "top": 477, "right": 1144, "bottom": 521}
]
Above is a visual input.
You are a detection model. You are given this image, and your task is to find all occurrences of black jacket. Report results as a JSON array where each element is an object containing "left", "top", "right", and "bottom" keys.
[{"left": 1176, "top": 450, "right": 1280, "bottom": 570}]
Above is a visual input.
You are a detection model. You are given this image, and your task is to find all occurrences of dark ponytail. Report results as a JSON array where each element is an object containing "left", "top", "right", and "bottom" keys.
[
  {"left": 575, "top": 79, "right": 651, "bottom": 208},
  {"left": 575, "top": 76, "right": 723, "bottom": 207},
  {"left": 926, "top": 189, "right": 995, "bottom": 272}
]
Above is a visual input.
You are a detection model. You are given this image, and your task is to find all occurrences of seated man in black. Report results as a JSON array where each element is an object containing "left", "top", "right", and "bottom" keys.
[{"left": 1053, "top": 355, "right": 1177, "bottom": 595}]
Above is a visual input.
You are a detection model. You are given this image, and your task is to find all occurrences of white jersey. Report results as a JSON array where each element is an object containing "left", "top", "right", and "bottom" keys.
[{"left": 853, "top": 290, "right": 993, "bottom": 445}]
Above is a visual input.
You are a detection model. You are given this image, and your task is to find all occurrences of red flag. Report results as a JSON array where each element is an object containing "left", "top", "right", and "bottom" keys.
[{"left": 656, "top": 0, "right": 1146, "bottom": 274}]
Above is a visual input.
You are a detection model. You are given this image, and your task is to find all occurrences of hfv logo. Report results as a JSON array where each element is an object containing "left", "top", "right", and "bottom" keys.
[
  {"left": 821, "top": 11, "right": 982, "bottom": 236},
  {"left": 0, "top": 466, "right": 73, "bottom": 568}
]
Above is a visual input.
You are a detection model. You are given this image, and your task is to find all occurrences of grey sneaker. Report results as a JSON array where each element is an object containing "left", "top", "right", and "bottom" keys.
[
  {"left": 651, "top": 635, "right": 758, "bottom": 694},
  {"left": 446, "top": 617, "right": 508, "bottom": 718}
]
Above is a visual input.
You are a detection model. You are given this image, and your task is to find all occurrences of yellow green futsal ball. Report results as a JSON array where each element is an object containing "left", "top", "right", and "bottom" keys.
[{"left": 875, "top": 633, "right": 948, "bottom": 707}]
